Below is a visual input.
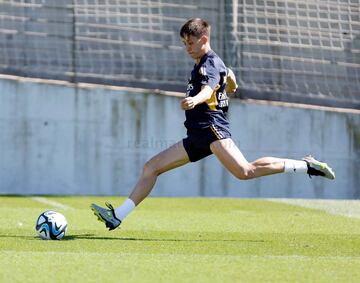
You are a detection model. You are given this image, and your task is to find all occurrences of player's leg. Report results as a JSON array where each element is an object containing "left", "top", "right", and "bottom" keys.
[
  {"left": 210, "top": 138, "right": 335, "bottom": 180},
  {"left": 128, "top": 141, "right": 190, "bottom": 205},
  {"left": 210, "top": 138, "right": 287, "bottom": 179},
  {"left": 91, "top": 141, "right": 190, "bottom": 230}
]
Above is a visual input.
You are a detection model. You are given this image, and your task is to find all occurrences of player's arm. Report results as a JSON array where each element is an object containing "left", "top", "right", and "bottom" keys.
[
  {"left": 225, "top": 68, "right": 238, "bottom": 94},
  {"left": 181, "top": 85, "right": 213, "bottom": 110}
]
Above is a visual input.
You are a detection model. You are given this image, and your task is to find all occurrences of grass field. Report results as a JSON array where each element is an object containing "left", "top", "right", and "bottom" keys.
[{"left": 1, "top": 196, "right": 360, "bottom": 282}]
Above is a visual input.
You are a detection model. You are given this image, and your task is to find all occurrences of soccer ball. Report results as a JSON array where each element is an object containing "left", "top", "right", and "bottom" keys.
[{"left": 35, "top": 211, "right": 68, "bottom": 240}]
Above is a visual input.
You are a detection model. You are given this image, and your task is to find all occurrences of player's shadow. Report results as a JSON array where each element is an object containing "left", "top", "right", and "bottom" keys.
[
  {"left": 0, "top": 234, "right": 265, "bottom": 243},
  {"left": 63, "top": 234, "right": 265, "bottom": 243}
]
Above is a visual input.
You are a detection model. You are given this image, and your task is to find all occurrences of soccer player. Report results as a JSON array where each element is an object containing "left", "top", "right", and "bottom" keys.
[{"left": 91, "top": 18, "right": 335, "bottom": 230}]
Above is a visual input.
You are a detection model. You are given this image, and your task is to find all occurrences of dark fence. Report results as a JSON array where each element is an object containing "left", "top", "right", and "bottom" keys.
[{"left": 0, "top": 0, "right": 359, "bottom": 108}]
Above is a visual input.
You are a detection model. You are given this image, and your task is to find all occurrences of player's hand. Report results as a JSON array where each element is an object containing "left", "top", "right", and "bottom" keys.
[
  {"left": 226, "top": 68, "right": 238, "bottom": 94},
  {"left": 181, "top": 97, "right": 196, "bottom": 110}
]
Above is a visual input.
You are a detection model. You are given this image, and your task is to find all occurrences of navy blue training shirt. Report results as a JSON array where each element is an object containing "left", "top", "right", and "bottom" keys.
[{"left": 184, "top": 50, "right": 230, "bottom": 130}]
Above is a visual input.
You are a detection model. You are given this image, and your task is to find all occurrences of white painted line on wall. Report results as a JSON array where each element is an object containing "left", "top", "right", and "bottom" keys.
[
  {"left": 268, "top": 198, "right": 360, "bottom": 219},
  {"left": 31, "top": 196, "right": 72, "bottom": 210}
]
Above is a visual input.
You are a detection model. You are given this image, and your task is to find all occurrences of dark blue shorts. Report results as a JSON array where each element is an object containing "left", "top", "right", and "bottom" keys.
[{"left": 183, "top": 125, "right": 231, "bottom": 162}]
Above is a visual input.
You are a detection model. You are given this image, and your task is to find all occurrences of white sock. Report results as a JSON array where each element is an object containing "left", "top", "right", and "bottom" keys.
[
  {"left": 284, "top": 159, "right": 308, "bottom": 173},
  {"left": 114, "top": 198, "right": 136, "bottom": 221}
]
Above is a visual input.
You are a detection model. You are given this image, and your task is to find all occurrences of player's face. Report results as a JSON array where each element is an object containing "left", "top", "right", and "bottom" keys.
[{"left": 182, "top": 35, "right": 205, "bottom": 61}]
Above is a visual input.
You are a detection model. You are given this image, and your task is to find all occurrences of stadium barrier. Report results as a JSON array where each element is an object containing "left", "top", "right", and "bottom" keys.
[{"left": 1, "top": 75, "right": 359, "bottom": 198}]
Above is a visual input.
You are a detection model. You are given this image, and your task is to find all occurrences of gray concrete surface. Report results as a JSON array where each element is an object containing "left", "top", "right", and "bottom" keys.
[{"left": 0, "top": 75, "right": 359, "bottom": 198}]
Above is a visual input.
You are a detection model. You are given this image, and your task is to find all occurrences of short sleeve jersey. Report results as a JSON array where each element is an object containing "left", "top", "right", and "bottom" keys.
[{"left": 184, "top": 50, "right": 230, "bottom": 130}]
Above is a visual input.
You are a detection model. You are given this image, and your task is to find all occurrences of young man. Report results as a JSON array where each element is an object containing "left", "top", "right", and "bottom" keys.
[{"left": 91, "top": 18, "right": 335, "bottom": 230}]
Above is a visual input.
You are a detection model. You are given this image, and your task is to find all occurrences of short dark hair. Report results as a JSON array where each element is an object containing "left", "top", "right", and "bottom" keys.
[{"left": 180, "top": 18, "right": 211, "bottom": 39}]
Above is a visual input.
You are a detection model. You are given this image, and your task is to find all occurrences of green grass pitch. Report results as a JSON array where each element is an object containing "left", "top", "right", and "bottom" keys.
[{"left": 1, "top": 196, "right": 360, "bottom": 282}]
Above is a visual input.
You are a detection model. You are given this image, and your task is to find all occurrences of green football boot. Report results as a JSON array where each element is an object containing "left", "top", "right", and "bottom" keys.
[
  {"left": 90, "top": 202, "right": 121, "bottom": 230},
  {"left": 302, "top": 155, "right": 335, "bottom": 180}
]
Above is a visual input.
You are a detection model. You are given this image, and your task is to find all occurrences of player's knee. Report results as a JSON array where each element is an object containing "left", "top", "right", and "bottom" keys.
[
  {"left": 234, "top": 166, "right": 255, "bottom": 180},
  {"left": 235, "top": 172, "right": 251, "bottom": 180},
  {"left": 142, "top": 160, "right": 161, "bottom": 177}
]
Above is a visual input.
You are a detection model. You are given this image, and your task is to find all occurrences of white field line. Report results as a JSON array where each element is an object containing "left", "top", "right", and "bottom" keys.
[
  {"left": 30, "top": 197, "right": 73, "bottom": 210},
  {"left": 267, "top": 198, "right": 360, "bottom": 219}
]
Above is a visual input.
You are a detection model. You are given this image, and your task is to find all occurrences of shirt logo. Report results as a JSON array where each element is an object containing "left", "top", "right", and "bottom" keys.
[
  {"left": 217, "top": 91, "right": 229, "bottom": 108},
  {"left": 186, "top": 83, "right": 193, "bottom": 97}
]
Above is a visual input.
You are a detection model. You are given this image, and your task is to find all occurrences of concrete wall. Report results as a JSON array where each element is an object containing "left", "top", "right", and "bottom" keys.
[{"left": 1, "top": 76, "right": 359, "bottom": 198}]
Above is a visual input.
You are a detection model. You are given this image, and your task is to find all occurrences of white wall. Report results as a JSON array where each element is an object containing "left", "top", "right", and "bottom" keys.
[{"left": 1, "top": 76, "right": 359, "bottom": 198}]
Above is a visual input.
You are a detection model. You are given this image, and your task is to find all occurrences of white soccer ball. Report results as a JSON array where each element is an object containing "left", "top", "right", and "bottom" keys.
[{"left": 35, "top": 211, "right": 68, "bottom": 240}]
